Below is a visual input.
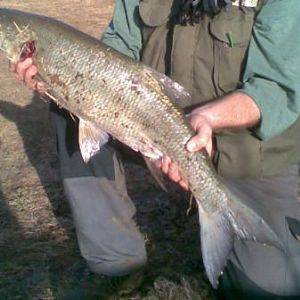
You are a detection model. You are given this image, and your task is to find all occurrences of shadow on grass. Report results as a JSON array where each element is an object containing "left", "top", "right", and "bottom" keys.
[
  {"left": 0, "top": 93, "right": 70, "bottom": 223},
  {"left": 0, "top": 180, "right": 94, "bottom": 299}
]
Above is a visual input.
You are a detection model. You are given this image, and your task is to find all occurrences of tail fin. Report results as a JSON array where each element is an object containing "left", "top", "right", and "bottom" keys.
[{"left": 198, "top": 190, "right": 283, "bottom": 289}]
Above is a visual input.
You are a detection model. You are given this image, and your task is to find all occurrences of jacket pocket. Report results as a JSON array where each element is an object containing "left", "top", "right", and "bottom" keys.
[{"left": 209, "top": 12, "right": 254, "bottom": 94}]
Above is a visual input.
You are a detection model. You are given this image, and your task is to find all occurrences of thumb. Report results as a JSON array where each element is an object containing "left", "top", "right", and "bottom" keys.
[{"left": 186, "top": 122, "right": 212, "bottom": 153}]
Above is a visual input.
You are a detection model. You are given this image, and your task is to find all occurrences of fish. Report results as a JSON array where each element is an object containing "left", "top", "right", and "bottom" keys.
[{"left": 0, "top": 8, "right": 283, "bottom": 288}]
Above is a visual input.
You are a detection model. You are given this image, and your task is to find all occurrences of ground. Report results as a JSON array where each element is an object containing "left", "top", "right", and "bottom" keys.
[{"left": 0, "top": 1, "right": 218, "bottom": 299}]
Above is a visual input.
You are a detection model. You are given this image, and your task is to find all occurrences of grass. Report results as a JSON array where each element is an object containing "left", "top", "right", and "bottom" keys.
[{"left": 0, "top": 158, "right": 218, "bottom": 299}]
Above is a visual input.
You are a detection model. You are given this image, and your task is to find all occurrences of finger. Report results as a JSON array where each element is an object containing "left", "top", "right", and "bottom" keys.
[
  {"left": 178, "top": 179, "right": 189, "bottom": 191},
  {"left": 186, "top": 136, "right": 206, "bottom": 152},
  {"left": 24, "top": 65, "right": 38, "bottom": 90},
  {"left": 168, "top": 162, "right": 181, "bottom": 183},
  {"left": 161, "top": 156, "right": 171, "bottom": 175},
  {"left": 15, "top": 58, "right": 33, "bottom": 81},
  {"left": 153, "top": 158, "right": 162, "bottom": 169},
  {"left": 186, "top": 123, "right": 212, "bottom": 152}
]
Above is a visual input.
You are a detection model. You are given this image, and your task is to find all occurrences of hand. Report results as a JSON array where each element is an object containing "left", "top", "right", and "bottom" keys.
[
  {"left": 12, "top": 58, "right": 45, "bottom": 93},
  {"left": 186, "top": 109, "right": 213, "bottom": 156},
  {"left": 156, "top": 110, "right": 214, "bottom": 191}
]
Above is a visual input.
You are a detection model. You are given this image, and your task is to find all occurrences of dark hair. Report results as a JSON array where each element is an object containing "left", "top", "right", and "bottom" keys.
[{"left": 178, "top": 0, "right": 232, "bottom": 25}]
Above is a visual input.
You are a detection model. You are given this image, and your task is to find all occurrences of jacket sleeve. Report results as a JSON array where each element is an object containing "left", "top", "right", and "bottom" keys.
[
  {"left": 100, "top": 0, "right": 143, "bottom": 60},
  {"left": 238, "top": 0, "right": 300, "bottom": 140}
]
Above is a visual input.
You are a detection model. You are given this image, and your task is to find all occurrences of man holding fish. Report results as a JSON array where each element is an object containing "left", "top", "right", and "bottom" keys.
[{"left": 12, "top": 0, "right": 300, "bottom": 298}]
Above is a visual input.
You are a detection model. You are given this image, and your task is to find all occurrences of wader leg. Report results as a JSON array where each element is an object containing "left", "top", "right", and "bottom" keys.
[
  {"left": 218, "top": 165, "right": 300, "bottom": 299},
  {"left": 63, "top": 153, "right": 147, "bottom": 277},
  {"left": 50, "top": 104, "right": 147, "bottom": 276}
]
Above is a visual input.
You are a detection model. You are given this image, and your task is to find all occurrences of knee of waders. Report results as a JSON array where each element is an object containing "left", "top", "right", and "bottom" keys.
[{"left": 85, "top": 251, "right": 147, "bottom": 277}]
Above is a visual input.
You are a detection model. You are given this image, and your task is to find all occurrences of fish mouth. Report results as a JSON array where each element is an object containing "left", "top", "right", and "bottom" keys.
[
  {"left": 0, "top": 22, "right": 37, "bottom": 63},
  {"left": 19, "top": 40, "right": 36, "bottom": 61}
]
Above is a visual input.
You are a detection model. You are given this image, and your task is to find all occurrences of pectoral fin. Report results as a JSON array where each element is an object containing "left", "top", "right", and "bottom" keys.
[{"left": 79, "top": 119, "right": 109, "bottom": 162}]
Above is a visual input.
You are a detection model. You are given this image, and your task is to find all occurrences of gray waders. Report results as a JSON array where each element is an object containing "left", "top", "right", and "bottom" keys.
[
  {"left": 219, "top": 165, "right": 300, "bottom": 299},
  {"left": 50, "top": 103, "right": 147, "bottom": 277}
]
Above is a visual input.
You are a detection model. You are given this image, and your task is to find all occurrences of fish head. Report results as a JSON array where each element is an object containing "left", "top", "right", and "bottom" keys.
[{"left": 0, "top": 9, "right": 37, "bottom": 63}]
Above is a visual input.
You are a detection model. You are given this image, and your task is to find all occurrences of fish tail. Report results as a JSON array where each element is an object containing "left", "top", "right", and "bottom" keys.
[{"left": 198, "top": 190, "right": 283, "bottom": 289}]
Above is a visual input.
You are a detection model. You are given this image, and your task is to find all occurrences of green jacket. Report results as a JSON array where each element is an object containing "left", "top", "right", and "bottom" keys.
[{"left": 102, "top": 0, "right": 300, "bottom": 178}]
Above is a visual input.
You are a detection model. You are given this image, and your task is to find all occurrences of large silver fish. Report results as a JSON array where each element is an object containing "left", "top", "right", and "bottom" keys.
[{"left": 0, "top": 8, "right": 282, "bottom": 288}]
